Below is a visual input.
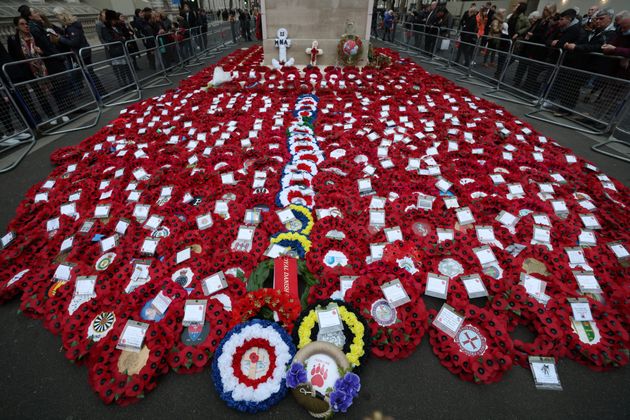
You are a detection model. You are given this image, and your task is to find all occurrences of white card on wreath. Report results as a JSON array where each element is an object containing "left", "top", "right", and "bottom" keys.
[
  {"left": 568, "top": 298, "right": 593, "bottom": 321},
  {"left": 381, "top": 279, "right": 410, "bottom": 307},
  {"left": 433, "top": 304, "right": 464, "bottom": 338},
  {"left": 183, "top": 300, "right": 207, "bottom": 326},
  {"left": 117, "top": 320, "right": 149, "bottom": 352},
  {"left": 202, "top": 271, "right": 228, "bottom": 296},
  {"left": 151, "top": 291, "right": 172, "bottom": 315},
  {"left": 425, "top": 273, "right": 449, "bottom": 299}
]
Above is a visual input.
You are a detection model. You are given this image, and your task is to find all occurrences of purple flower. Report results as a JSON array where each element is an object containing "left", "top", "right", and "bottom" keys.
[
  {"left": 334, "top": 372, "right": 361, "bottom": 398},
  {"left": 341, "top": 372, "right": 361, "bottom": 397},
  {"left": 286, "top": 362, "right": 307, "bottom": 388},
  {"left": 329, "top": 390, "right": 353, "bottom": 413}
]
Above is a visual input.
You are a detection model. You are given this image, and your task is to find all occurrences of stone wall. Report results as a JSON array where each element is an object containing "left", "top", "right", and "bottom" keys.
[{"left": 262, "top": 0, "right": 373, "bottom": 67}]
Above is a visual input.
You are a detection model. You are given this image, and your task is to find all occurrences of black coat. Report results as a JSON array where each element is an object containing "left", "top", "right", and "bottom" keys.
[
  {"left": 573, "top": 26, "right": 618, "bottom": 74},
  {"left": 101, "top": 25, "right": 126, "bottom": 58},
  {"left": 0, "top": 40, "right": 20, "bottom": 85},
  {"left": 548, "top": 22, "right": 584, "bottom": 67},
  {"left": 59, "top": 21, "right": 90, "bottom": 62},
  {"left": 27, "top": 20, "right": 66, "bottom": 74},
  {"left": 6, "top": 34, "right": 39, "bottom": 82},
  {"left": 460, "top": 12, "right": 478, "bottom": 42}
]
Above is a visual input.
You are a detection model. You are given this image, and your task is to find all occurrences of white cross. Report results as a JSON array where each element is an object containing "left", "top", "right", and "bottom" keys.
[{"left": 272, "top": 28, "right": 294, "bottom": 68}]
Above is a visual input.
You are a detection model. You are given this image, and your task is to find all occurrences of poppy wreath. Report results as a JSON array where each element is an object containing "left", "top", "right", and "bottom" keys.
[
  {"left": 231, "top": 288, "right": 302, "bottom": 334},
  {"left": 167, "top": 295, "right": 233, "bottom": 374},
  {"left": 345, "top": 274, "right": 429, "bottom": 360},
  {"left": 337, "top": 34, "right": 364, "bottom": 66},
  {"left": 292, "top": 299, "right": 370, "bottom": 370},
  {"left": 211, "top": 319, "right": 295, "bottom": 413},
  {"left": 548, "top": 298, "right": 630, "bottom": 371},
  {"left": 491, "top": 285, "right": 566, "bottom": 368},
  {"left": 427, "top": 304, "right": 514, "bottom": 384},
  {"left": 86, "top": 319, "right": 172, "bottom": 405}
]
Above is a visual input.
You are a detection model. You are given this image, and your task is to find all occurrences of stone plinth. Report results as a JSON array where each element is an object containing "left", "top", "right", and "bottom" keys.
[{"left": 262, "top": 0, "right": 373, "bottom": 67}]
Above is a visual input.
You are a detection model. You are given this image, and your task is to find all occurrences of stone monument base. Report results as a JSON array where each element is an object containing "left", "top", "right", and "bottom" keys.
[{"left": 261, "top": 0, "right": 373, "bottom": 68}]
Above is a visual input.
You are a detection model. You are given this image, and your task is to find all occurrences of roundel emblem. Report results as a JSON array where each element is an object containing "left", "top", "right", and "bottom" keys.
[{"left": 455, "top": 325, "right": 487, "bottom": 356}]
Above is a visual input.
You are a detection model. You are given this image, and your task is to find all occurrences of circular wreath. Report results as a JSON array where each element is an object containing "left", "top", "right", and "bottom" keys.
[
  {"left": 491, "top": 286, "right": 566, "bottom": 368},
  {"left": 293, "top": 299, "right": 370, "bottom": 370},
  {"left": 286, "top": 341, "right": 360, "bottom": 417},
  {"left": 337, "top": 34, "right": 363, "bottom": 66},
  {"left": 428, "top": 304, "right": 514, "bottom": 384},
  {"left": 211, "top": 319, "right": 296, "bottom": 413},
  {"left": 346, "top": 275, "right": 429, "bottom": 360},
  {"left": 549, "top": 298, "right": 630, "bottom": 371},
  {"left": 232, "top": 288, "right": 302, "bottom": 334}
]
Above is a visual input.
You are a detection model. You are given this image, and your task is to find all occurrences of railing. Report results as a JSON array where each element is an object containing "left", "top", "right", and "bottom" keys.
[
  {"left": 2, "top": 52, "right": 101, "bottom": 136},
  {"left": 79, "top": 41, "right": 141, "bottom": 107},
  {"left": 0, "top": 80, "right": 35, "bottom": 174},
  {"left": 379, "top": 25, "right": 630, "bottom": 160},
  {"left": 0, "top": 21, "right": 237, "bottom": 172}
]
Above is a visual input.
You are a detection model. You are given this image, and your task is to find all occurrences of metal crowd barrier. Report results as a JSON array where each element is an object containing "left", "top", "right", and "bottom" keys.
[
  {"left": 380, "top": 28, "right": 630, "bottom": 140},
  {"left": 157, "top": 32, "right": 191, "bottom": 77},
  {"left": 467, "top": 36, "right": 514, "bottom": 89},
  {"left": 0, "top": 21, "right": 236, "bottom": 172},
  {"left": 591, "top": 100, "right": 630, "bottom": 162},
  {"left": 184, "top": 26, "right": 205, "bottom": 68},
  {"left": 526, "top": 54, "right": 630, "bottom": 135},
  {"left": 2, "top": 52, "right": 101, "bottom": 136},
  {"left": 79, "top": 41, "right": 141, "bottom": 107},
  {"left": 484, "top": 39, "right": 561, "bottom": 106},
  {"left": 125, "top": 36, "right": 171, "bottom": 89},
  {"left": 0, "top": 81, "right": 36, "bottom": 173}
]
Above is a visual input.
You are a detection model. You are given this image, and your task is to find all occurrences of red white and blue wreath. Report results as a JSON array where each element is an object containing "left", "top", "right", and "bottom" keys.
[{"left": 211, "top": 319, "right": 296, "bottom": 413}]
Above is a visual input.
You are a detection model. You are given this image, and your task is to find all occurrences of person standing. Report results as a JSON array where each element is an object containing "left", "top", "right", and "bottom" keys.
[
  {"left": 457, "top": 5, "right": 478, "bottom": 66},
  {"left": 199, "top": 9, "right": 208, "bottom": 49},
  {"left": 546, "top": 8, "right": 585, "bottom": 116},
  {"left": 95, "top": 9, "right": 107, "bottom": 45},
  {"left": 229, "top": 10, "right": 238, "bottom": 43},
  {"left": 101, "top": 10, "right": 134, "bottom": 88},
  {"left": 17, "top": 5, "right": 73, "bottom": 121},
  {"left": 6, "top": 16, "right": 57, "bottom": 126},
  {"left": 254, "top": 8, "right": 263, "bottom": 41},
  {"left": 383, "top": 10, "right": 394, "bottom": 42}
]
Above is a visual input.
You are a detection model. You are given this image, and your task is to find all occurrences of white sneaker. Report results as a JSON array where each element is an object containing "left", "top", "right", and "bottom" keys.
[
  {"left": 61, "top": 116, "right": 70, "bottom": 123},
  {"left": 14, "top": 132, "right": 32, "bottom": 141}
]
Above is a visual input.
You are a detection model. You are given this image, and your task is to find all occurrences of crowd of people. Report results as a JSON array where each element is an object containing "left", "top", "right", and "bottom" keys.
[
  {"left": 0, "top": 2, "right": 263, "bottom": 141},
  {"left": 377, "top": 3, "right": 630, "bottom": 120}
]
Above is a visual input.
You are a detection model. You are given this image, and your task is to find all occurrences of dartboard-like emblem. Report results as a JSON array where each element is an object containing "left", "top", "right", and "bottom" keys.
[
  {"left": 87, "top": 311, "right": 116, "bottom": 342},
  {"left": 454, "top": 325, "right": 487, "bottom": 356},
  {"left": 93, "top": 312, "right": 115, "bottom": 332}
]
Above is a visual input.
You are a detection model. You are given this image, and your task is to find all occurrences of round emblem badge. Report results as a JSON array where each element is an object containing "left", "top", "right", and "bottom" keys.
[
  {"left": 95, "top": 252, "right": 116, "bottom": 271},
  {"left": 438, "top": 258, "right": 465, "bottom": 279},
  {"left": 454, "top": 325, "right": 487, "bottom": 356},
  {"left": 140, "top": 299, "right": 165, "bottom": 322},
  {"left": 151, "top": 226, "right": 171, "bottom": 238},
  {"left": 482, "top": 263, "right": 503, "bottom": 280},
  {"left": 240, "top": 347, "right": 271, "bottom": 380},
  {"left": 323, "top": 250, "right": 348, "bottom": 268},
  {"left": 412, "top": 220, "right": 431, "bottom": 237},
  {"left": 172, "top": 267, "right": 194, "bottom": 288},
  {"left": 181, "top": 322, "right": 211, "bottom": 346},
  {"left": 88, "top": 312, "right": 116, "bottom": 342},
  {"left": 370, "top": 299, "right": 397, "bottom": 327}
]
